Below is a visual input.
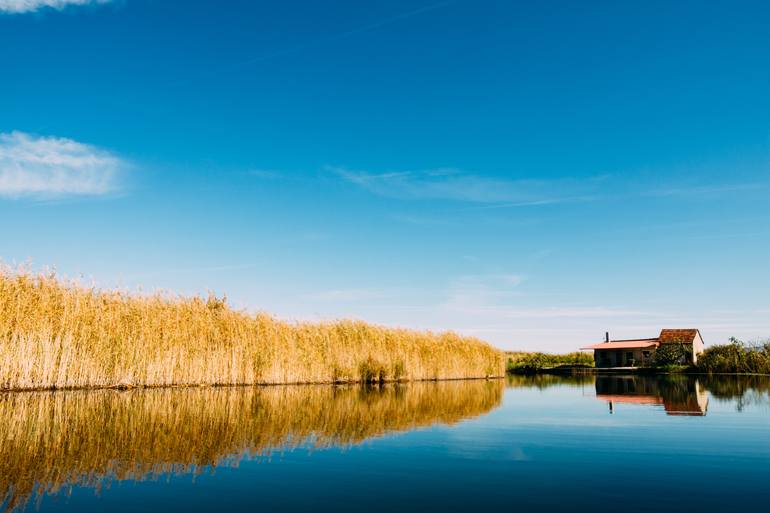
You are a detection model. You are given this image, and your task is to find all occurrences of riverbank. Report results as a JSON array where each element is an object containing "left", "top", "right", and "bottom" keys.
[
  {"left": 508, "top": 366, "right": 770, "bottom": 377},
  {"left": 508, "top": 365, "right": 770, "bottom": 377},
  {"left": 507, "top": 339, "right": 770, "bottom": 376},
  {"left": 508, "top": 365, "right": 689, "bottom": 375},
  {"left": 0, "top": 269, "right": 505, "bottom": 391}
]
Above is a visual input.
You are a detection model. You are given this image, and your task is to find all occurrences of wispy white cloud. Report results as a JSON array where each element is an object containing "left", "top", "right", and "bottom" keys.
[
  {"left": 388, "top": 213, "right": 454, "bottom": 226},
  {"left": 333, "top": 164, "right": 769, "bottom": 208},
  {"left": 442, "top": 274, "right": 650, "bottom": 319},
  {"left": 248, "top": 168, "right": 282, "bottom": 179},
  {"left": 164, "top": 1, "right": 454, "bottom": 87},
  {"left": 0, "top": 0, "right": 110, "bottom": 14},
  {"left": 0, "top": 131, "right": 125, "bottom": 198},
  {"left": 304, "top": 288, "right": 394, "bottom": 302},
  {"left": 117, "top": 263, "right": 265, "bottom": 284},
  {"left": 329, "top": 166, "right": 594, "bottom": 205},
  {"left": 446, "top": 304, "right": 654, "bottom": 320},
  {"left": 444, "top": 274, "right": 523, "bottom": 301},
  {"left": 435, "top": 273, "right": 657, "bottom": 350},
  {"left": 689, "top": 232, "right": 765, "bottom": 241},
  {"left": 645, "top": 182, "right": 768, "bottom": 198},
  {"left": 450, "top": 274, "right": 524, "bottom": 291}
]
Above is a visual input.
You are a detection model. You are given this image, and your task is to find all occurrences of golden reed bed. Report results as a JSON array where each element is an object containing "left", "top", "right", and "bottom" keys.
[
  {"left": 0, "top": 269, "right": 504, "bottom": 390},
  {"left": 0, "top": 381, "right": 504, "bottom": 512}
]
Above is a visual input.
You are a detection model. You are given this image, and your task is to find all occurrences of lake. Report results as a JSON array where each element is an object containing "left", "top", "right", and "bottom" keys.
[{"left": 2, "top": 374, "right": 769, "bottom": 513}]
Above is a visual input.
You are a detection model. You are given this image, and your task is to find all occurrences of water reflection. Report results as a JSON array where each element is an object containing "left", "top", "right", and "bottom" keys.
[
  {"left": 0, "top": 381, "right": 503, "bottom": 512},
  {"left": 506, "top": 373, "right": 770, "bottom": 415},
  {"left": 595, "top": 375, "right": 709, "bottom": 416},
  {"left": 506, "top": 373, "right": 594, "bottom": 389},
  {"left": 699, "top": 374, "right": 770, "bottom": 411},
  {"left": 4, "top": 375, "right": 770, "bottom": 513}
]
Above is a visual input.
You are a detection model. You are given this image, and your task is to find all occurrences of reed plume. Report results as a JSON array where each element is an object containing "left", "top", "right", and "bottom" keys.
[{"left": 0, "top": 267, "right": 504, "bottom": 390}]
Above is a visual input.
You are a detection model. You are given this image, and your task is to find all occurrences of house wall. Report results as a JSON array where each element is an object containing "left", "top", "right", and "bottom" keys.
[
  {"left": 596, "top": 375, "right": 661, "bottom": 395},
  {"left": 594, "top": 348, "right": 654, "bottom": 368},
  {"left": 692, "top": 332, "right": 705, "bottom": 364}
]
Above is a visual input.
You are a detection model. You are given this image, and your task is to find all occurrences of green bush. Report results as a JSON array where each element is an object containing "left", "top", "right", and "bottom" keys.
[
  {"left": 697, "top": 338, "right": 770, "bottom": 374},
  {"left": 653, "top": 343, "right": 691, "bottom": 366}
]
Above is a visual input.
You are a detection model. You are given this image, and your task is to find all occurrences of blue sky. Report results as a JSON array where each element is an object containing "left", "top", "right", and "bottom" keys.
[{"left": 1, "top": 0, "right": 769, "bottom": 351}]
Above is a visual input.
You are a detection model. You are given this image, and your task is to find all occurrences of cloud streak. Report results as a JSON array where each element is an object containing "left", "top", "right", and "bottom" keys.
[
  {"left": 164, "top": 1, "right": 455, "bottom": 88},
  {"left": 329, "top": 166, "right": 597, "bottom": 205},
  {"left": 0, "top": 131, "right": 125, "bottom": 198},
  {"left": 0, "top": 0, "right": 110, "bottom": 14},
  {"left": 304, "top": 288, "right": 395, "bottom": 302},
  {"left": 645, "top": 182, "right": 768, "bottom": 198},
  {"left": 441, "top": 274, "right": 651, "bottom": 320}
]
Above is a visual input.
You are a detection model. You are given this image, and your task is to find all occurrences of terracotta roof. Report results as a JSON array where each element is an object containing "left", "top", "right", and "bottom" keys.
[
  {"left": 659, "top": 329, "right": 700, "bottom": 344},
  {"left": 581, "top": 339, "right": 659, "bottom": 350},
  {"left": 581, "top": 329, "right": 702, "bottom": 350},
  {"left": 664, "top": 402, "right": 707, "bottom": 415}
]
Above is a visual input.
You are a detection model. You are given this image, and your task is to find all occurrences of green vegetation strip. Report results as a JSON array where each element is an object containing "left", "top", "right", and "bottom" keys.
[{"left": 506, "top": 337, "right": 770, "bottom": 375}]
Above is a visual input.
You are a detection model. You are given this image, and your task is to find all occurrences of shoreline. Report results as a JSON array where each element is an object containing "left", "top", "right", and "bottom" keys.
[
  {"left": 0, "top": 375, "right": 506, "bottom": 394},
  {"left": 508, "top": 367, "right": 770, "bottom": 377}
]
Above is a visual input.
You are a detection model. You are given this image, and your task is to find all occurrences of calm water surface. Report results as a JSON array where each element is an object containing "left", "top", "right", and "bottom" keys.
[{"left": 2, "top": 375, "right": 769, "bottom": 512}]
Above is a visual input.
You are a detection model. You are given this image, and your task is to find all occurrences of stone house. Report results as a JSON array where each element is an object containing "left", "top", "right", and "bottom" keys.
[{"left": 581, "top": 329, "right": 705, "bottom": 368}]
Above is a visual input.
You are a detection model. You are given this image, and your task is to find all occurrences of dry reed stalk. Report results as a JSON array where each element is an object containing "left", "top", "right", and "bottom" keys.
[{"left": 0, "top": 268, "right": 505, "bottom": 390}]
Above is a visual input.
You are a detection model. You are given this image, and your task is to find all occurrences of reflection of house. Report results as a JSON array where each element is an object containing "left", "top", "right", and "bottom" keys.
[
  {"left": 581, "top": 329, "right": 705, "bottom": 368},
  {"left": 595, "top": 375, "right": 708, "bottom": 416}
]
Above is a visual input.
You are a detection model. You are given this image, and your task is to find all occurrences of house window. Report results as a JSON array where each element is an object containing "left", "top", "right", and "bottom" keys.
[{"left": 642, "top": 351, "right": 651, "bottom": 358}]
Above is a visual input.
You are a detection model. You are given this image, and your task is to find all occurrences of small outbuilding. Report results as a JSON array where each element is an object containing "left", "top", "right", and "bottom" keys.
[{"left": 581, "top": 329, "right": 705, "bottom": 368}]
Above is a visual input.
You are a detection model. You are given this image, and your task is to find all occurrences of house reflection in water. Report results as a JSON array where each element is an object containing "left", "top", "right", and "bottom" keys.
[{"left": 595, "top": 375, "right": 709, "bottom": 416}]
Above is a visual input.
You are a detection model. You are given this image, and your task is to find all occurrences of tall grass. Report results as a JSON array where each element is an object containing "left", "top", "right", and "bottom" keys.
[
  {"left": 0, "top": 268, "right": 504, "bottom": 390},
  {"left": 0, "top": 381, "right": 504, "bottom": 512}
]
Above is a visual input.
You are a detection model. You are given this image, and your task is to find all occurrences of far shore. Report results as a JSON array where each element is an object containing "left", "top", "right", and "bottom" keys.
[
  {"left": 506, "top": 340, "right": 770, "bottom": 376},
  {"left": 507, "top": 365, "right": 770, "bottom": 377}
]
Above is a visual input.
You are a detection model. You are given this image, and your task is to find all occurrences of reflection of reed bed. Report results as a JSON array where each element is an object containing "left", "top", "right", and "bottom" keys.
[
  {"left": 0, "top": 270, "right": 504, "bottom": 390},
  {"left": 0, "top": 380, "right": 503, "bottom": 512}
]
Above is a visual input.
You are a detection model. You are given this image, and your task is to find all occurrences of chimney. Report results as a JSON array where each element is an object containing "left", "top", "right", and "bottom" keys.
[{"left": 605, "top": 331, "right": 610, "bottom": 343}]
